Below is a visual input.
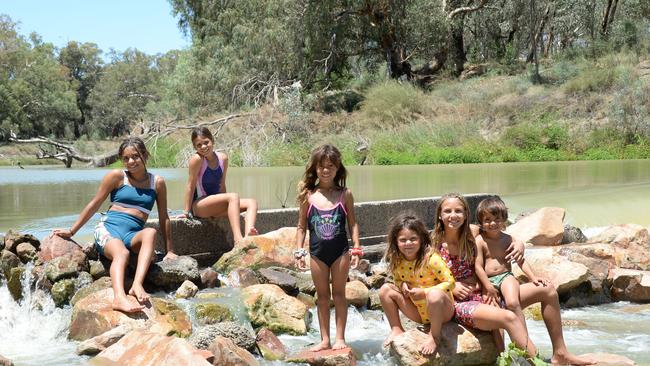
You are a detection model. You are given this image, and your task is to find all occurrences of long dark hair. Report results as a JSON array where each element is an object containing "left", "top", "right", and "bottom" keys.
[
  {"left": 384, "top": 212, "right": 433, "bottom": 276},
  {"left": 297, "top": 144, "right": 347, "bottom": 204},
  {"left": 191, "top": 126, "right": 214, "bottom": 143}
]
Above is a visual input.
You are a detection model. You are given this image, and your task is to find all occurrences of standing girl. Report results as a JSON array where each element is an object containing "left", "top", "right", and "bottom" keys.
[
  {"left": 179, "top": 127, "right": 258, "bottom": 242},
  {"left": 53, "top": 137, "right": 176, "bottom": 313},
  {"left": 294, "top": 144, "right": 362, "bottom": 351},
  {"left": 379, "top": 212, "right": 455, "bottom": 355}
]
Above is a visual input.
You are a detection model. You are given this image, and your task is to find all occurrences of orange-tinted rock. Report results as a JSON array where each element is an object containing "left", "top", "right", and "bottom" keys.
[
  {"left": 256, "top": 327, "right": 287, "bottom": 361},
  {"left": 287, "top": 347, "right": 356, "bottom": 366},
  {"left": 90, "top": 330, "right": 212, "bottom": 366},
  {"left": 39, "top": 234, "right": 84, "bottom": 262},
  {"left": 207, "top": 336, "right": 259, "bottom": 366},
  {"left": 506, "top": 207, "right": 565, "bottom": 246}
]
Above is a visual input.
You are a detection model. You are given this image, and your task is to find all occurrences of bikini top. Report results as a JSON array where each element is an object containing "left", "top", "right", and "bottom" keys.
[
  {"left": 110, "top": 171, "right": 157, "bottom": 215},
  {"left": 195, "top": 152, "right": 224, "bottom": 199},
  {"left": 307, "top": 190, "right": 348, "bottom": 244}
]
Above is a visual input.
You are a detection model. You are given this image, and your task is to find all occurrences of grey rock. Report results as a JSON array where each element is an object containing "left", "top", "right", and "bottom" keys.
[
  {"left": 562, "top": 224, "right": 588, "bottom": 244},
  {"left": 1, "top": 250, "right": 22, "bottom": 278},
  {"left": 45, "top": 253, "right": 85, "bottom": 282},
  {"left": 227, "top": 268, "right": 261, "bottom": 288},
  {"left": 15, "top": 242, "right": 37, "bottom": 263},
  {"left": 146, "top": 256, "right": 200, "bottom": 291},
  {"left": 4, "top": 230, "right": 40, "bottom": 253},
  {"left": 89, "top": 260, "right": 107, "bottom": 279},
  {"left": 258, "top": 268, "right": 298, "bottom": 295},
  {"left": 7, "top": 267, "right": 25, "bottom": 301},
  {"left": 51, "top": 279, "right": 75, "bottom": 307},
  {"left": 190, "top": 322, "right": 256, "bottom": 352},
  {"left": 199, "top": 267, "right": 220, "bottom": 289},
  {"left": 75, "top": 271, "right": 94, "bottom": 291}
]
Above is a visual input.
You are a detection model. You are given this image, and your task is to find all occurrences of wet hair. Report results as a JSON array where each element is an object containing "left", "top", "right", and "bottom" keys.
[
  {"left": 384, "top": 212, "right": 433, "bottom": 276},
  {"left": 297, "top": 144, "right": 347, "bottom": 204},
  {"left": 191, "top": 127, "right": 214, "bottom": 143},
  {"left": 432, "top": 192, "right": 476, "bottom": 261},
  {"left": 118, "top": 137, "right": 149, "bottom": 162},
  {"left": 476, "top": 196, "right": 508, "bottom": 224}
]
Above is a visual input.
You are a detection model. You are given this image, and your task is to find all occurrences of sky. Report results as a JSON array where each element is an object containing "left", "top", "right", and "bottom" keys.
[{"left": 1, "top": 0, "right": 189, "bottom": 55}]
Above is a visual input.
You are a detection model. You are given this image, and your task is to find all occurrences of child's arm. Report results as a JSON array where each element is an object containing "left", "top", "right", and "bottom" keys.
[
  {"left": 218, "top": 152, "right": 228, "bottom": 193},
  {"left": 181, "top": 155, "right": 201, "bottom": 217},
  {"left": 294, "top": 198, "right": 310, "bottom": 270},
  {"left": 155, "top": 176, "right": 177, "bottom": 260},
  {"left": 520, "top": 259, "right": 551, "bottom": 286},
  {"left": 344, "top": 188, "right": 361, "bottom": 269},
  {"left": 474, "top": 237, "right": 500, "bottom": 305}
]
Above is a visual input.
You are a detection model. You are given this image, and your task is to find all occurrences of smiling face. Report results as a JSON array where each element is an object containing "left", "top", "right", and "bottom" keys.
[
  {"left": 121, "top": 146, "right": 146, "bottom": 173},
  {"left": 316, "top": 158, "right": 338, "bottom": 186},
  {"left": 193, "top": 135, "right": 214, "bottom": 158},
  {"left": 439, "top": 197, "right": 467, "bottom": 231},
  {"left": 480, "top": 211, "right": 505, "bottom": 234},
  {"left": 396, "top": 228, "right": 421, "bottom": 261}
]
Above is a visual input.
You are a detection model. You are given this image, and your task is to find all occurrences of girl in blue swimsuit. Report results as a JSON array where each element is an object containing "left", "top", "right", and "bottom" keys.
[
  {"left": 178, "top": 127, "right": 258, "bottom": 243},
  {"left": 295, "top": 144, "right": 363, "bottom": 352},
  {"left": 52, "top": 137, "right": 176, "bottom": 313}
]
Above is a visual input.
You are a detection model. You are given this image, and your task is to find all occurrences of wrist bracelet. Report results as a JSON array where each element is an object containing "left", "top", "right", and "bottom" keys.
[
  {"left": 349, "top": 247, "right": 364, "bottom": 257},
  {"left": 293, "top": 248, "right": 308, "bottom": 259}
]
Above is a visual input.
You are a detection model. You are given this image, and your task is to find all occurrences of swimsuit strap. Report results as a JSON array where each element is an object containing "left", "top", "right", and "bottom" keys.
[{"left": 338, "top": 189, "right": 348, "bottom": 215}]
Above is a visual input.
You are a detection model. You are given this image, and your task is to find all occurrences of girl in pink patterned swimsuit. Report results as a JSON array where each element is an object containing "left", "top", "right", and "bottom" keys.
[{"left": 432, "top": 193, "right": 536, "bottom": 356}]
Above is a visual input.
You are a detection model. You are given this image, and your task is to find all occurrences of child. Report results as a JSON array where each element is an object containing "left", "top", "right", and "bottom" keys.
[
  {"left": 294, "top": 144, "right": 362, "bottom": 351},
  {"left": 53, "top": 137, "right": 176, "bottom": 313},
  {"left": 178, "top": 127, "right": 258, "bottom": 243},
  {"left": 379, "top": 212, "right": 455, "bottom": 355},
  {"left": 474, "top": 197, "right": 550, "bottom": 335}
]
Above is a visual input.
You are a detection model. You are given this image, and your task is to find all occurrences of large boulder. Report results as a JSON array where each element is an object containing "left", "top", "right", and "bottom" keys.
[
  {"left": 345, "top": 280, "right": 370, "bottom": 308},
  {"left": 608, "top": 268, "right": 650, "bottom": 302},
  {"left": 0, "top": 250, "right": 22, "bottom": 278},
  {"left": 562, "top": 224, "right": 588, "bottom": 244},
  {"left": 89, "top": 330, "right": 212, "bottom": 366},
  {"left": 227, "top": 268, "right": 261, "bottom": 288},
  {"left": 390, "top": 325, "right": 498, "bottom": 366},
  {"left": 69, "top": 288, "right": 192, "bottom": 341},
  {"left": 146, "top": 256, "right": 201, "bottom": 291},
  {"left": 506, "top": 207, "right": 565, "bottom": 246},
  {"left": 3, "top": 230, "right": 40, "bottom": 253},
  {"left": 38, "top": 234, "right": 83, "bottom": 262},
  {"left": 77, "top": 322, "right": 147, "bottom": 356},
  {"left": 242, "top": 284, "right": 310, "bottom": 335},
  {"left": 44, "top": 251, "right": 88, "bottom": 282},
  {"left": 15, "top": 242, "right": 38, "bottom": 263},
  {"left": 207, "top": 336, "right": 260, "bottom": 366},
  {"left": 258, "top": 267, "right": 298, "bottom": 295},
  {"left": 256, "top": 327, "right": 287, "bottom": 361},
  {"left": 51, "top": 279, "right": 76, "bottom": 307},
  {"left": 287, "top": 347, "right": 357, "bottom": 366},
  {"left": 71, "top": 277, "right": 112, "bottom": 306},
  {"left": 589, "top": 224, "right": 650, "bottom": 271},
  {"left": 7, "top": 266, "right": 25, "bottom": 301},
  {"left": 578, "top": 353, "right": 636, "bottom": 365},
  {"left": 214, "top": 227, "right": 304, "bottom": 273},
  {"left": 195, "top": 303, "right": 233, "bottom": 324},
  {"left": 514, "top": 247, "right": 590, "bottom": 295},
  {"left": 190, "top": 322, "right": 256, "bottom": 351}
]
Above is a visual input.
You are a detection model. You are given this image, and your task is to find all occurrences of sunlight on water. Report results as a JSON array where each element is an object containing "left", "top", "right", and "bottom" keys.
[{"left": 0, "top": 265, "right": 87, "bottom": 365}]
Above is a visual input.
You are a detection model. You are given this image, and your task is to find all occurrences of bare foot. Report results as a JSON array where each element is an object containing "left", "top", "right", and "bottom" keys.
[
  {"left": 332, "top": 339, "right": 347, "bottom": 350},
  {"left": 420, "top": 336, "right": 438, "bottom": 356},
  {"left": 309, "top": 340, "right": 331, "bottom": 352},
  {"left": 128, "top": 284, "right": 150, "bottom": 303},
  {"left": 383, "top": 329, "right": 404, "bottom": 347},
  {"left": 112, "top": 295, "right": 144, "bottom": 313},
  {"left": 551, "top": 352, "right": 595, "bottom": 365},
  {"left": 247, "top": 227, "right": 259, "bottom": 236}
]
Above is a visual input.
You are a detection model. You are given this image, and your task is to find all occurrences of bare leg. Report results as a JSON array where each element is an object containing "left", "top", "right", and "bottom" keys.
[
  {"left": 472, "top": 304, "right": 536, "bottom": 356},
  {"left": 330, "top": 253, "right": 351, "bottom": 350},
  {"left": 193, "top": 193, "right": 244, "bottom": 242},
  {"left": 128, "top": 228, "right": 156, "bottom": 303},
  {"left": 378, "top": 283, "right": 422, "bottom": 347},
  {"left": 240, "top": 198, "right": 258, "bottom": 236},
  {"left": 501, "top": 277, "right": 527, "bottom": 335},
  {"left": 103, "top": 240, "right": 143, "bottom": 313},
  {"left": 420, "top": 290, "right": 454, "bottom": 355},
  {"left": 310, "top": 256, "right": 332, "bottom": 352},
  {"left": 520, "top": 283, "right": 594, "bottom": 365}
]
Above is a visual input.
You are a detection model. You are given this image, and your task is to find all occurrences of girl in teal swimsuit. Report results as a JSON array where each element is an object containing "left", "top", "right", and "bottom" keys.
[{"left": 53, "top": 137, "right": 177, "bottom": 313}]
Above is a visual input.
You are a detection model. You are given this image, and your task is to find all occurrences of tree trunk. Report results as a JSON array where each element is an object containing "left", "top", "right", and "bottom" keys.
[
  {"left": 527, "top": 4, "right": 551, "bottom": 63},
  {"left": 449, "top": 19, "right": 466, "bottom": 77},
  {"left": 601, "top": 0, "right": 620, "bottom": 37}
]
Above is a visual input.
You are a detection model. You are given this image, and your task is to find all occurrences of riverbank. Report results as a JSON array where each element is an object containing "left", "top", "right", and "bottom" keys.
[{"left": 2, "top": 52, "right": 649, "bottom": 169}]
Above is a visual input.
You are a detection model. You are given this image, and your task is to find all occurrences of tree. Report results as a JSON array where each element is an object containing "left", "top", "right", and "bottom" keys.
[{"left": 58, "top": 41, "right": 103, "bottom": 137}]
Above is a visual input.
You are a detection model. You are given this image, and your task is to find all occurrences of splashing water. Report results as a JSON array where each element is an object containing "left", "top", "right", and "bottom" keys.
[{"left": 0, "top": 264, "right": 87, "bottom": 365}]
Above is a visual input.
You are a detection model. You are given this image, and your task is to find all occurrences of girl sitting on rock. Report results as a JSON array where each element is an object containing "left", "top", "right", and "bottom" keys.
[
  {"left": 52, "top": 137, "right": 176, "bottom": 313},
  {"left": 379, "top": 212, "right": 456, "bottom": 355},
  {"left": 294, "top": 144, "right": 362, "bottom": 351},
  {"left": 178, "top": 127, "right": 258, "bottom": 243}
]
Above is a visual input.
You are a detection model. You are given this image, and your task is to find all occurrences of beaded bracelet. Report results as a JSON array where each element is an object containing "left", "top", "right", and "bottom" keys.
[
  {"left": 349, "top": 247, "right": 364, "bottom": 257},
  {"left": 293, "top": 248, "right": 308, "bottom": 259}
]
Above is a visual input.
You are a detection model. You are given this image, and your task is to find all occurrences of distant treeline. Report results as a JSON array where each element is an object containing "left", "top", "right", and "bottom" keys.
[{"left": 1, "top": 0, "right": 649, "bottom": 141}]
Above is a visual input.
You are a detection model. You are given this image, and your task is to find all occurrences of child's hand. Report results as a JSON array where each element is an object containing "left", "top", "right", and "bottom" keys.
[
  {"left": 453, "top": 282, "right": 473, "bottom": 301},
  {"left": 482, "top": 285, "right": 500, "bottom": 306},
  {"left": 505, "top": 239, "right": 525, "bottom": 263},
  {"left": 531, "top": 276, "right": 551, "bottom": 287},
  {"left": 51, "top": 228, "right": 73, "bottom": 238},
  {"left": 295, "top": 256, "right": 308, "bottom": 271},
  {"left": 350, "top": 253, "right": 359, "bottom": 269},
  {"left": 404, "top": 286, "right": 425, "bottom": 301}
]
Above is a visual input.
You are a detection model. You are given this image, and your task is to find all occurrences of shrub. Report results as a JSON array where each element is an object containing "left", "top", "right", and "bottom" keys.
[
  {"left": 360, "top": 81, "right": 427, "bottom": 127},
  {"left": 564, "top": 66, "right": 618, "bottom": 94}
]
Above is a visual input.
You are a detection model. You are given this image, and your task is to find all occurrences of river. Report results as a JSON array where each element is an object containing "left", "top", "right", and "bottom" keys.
[{"left": 1, "top": 160, "right": 649, "bottom": 365}]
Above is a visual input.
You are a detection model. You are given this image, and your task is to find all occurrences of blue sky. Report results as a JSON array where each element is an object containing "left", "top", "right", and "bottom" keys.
[{"left": 2, "top": 0, "right": 189, "bottom": 55}]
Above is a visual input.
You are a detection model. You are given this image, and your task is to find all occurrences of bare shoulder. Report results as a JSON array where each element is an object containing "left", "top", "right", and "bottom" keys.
[
  {"left": 470, "top": 224, "right": 481, "bottom": 237},
  {"left": 475, "top": 234, "right": 488, "bottom": 248},
  {"left": 217, "top": 151, "right": 228, "bottom": 162},
  {"left": 500, "top": 231, "right": 514, "bottom": 247},
  {"left": 343, "top": 187, "right": 354, "bottom": 199},
  {"left": 188, "top": 153, "right": 202, "bottom": 166},
  {"left": 106, "top": 169, "right": 125, "bottom": 183},
  {"left": 154, "top": 174, "right": 167, "bottom": 189}
]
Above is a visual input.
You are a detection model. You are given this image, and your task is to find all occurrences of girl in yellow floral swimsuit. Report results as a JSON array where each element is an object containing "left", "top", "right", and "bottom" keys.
[{"left": 379, "top": 212, "right": 455, "bottom": 356}]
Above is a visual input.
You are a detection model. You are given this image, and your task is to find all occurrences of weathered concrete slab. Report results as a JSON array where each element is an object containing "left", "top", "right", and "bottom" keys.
[{"left": 146, "top": 194, "right": 494, "bottom": 266}]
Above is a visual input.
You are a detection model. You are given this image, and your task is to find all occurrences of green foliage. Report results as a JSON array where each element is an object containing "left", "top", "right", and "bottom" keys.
[
  {"left": 563, "top": 66, "right": 618, "bottom": 94},
  {"left": 360, "top": 81, "right": 427, "bottom": 127},
  {"left": 146, "top": 138, "right": 183, "bottom": 168}
]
